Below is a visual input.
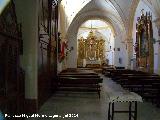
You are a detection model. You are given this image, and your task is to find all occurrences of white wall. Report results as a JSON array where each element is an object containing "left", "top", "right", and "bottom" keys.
[
  {"left": 114, "top": 33, "right": 128, "bottom": 67},
  {"left": 132, "top": 0, "right": 159, "bottom": 73},
  {"left": 67, "top": 30, "right": 78, "bottom": 68}
]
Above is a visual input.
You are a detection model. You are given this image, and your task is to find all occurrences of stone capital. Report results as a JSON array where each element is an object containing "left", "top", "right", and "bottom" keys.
[{"left": 125, "top": 38, "right": 133, "bottom": 43}]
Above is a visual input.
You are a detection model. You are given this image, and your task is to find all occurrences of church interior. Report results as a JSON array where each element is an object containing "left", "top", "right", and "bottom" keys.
[{"left": 0, "top": 0, "right": 160, "bottom": 120}]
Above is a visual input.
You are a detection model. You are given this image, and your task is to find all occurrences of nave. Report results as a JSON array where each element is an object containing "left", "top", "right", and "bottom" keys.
[
  {"left": 1, "top": 0, "right": 160, "bottom": 119},
  {"left": 28, "top": 74, "right": 160, "bottom": 120}
]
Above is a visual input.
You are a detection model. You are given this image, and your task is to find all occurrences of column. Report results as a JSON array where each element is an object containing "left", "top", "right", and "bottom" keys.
[
  {"left": 154, "top": 18, "right": 160, "bottom": 74},
  {"left": 127, "top": 38, "right": 133, "bottom": 69}
]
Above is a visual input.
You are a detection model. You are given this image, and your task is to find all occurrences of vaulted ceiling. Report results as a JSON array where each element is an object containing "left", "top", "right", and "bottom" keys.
[
  {"left": 61, "top": 0, "right": 160, "bottom": 39},
  {"left": 65, "top": 0, "right": 139, "bottom": 38}
]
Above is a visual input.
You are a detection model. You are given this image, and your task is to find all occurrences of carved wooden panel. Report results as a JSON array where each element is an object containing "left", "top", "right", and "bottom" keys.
[
  {"left": 38, "top": 0, "right": 58, "bottom": 107},
  {"left": 0, "top": 0, "right": 24, "bottom": 117},
  {"left": 0, "top": 1, "right": 18, "bottom": 36}
]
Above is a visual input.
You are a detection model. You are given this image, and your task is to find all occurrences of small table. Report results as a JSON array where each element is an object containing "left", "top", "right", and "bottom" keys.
[{"left": 107, "top": 91, "right": 143, "bottom": 120}]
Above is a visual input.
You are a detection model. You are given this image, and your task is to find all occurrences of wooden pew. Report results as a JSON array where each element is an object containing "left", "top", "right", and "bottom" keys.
[
  {"left": 102, "top": 66, "right": 115, "bottom": 75},
  {"left": 113, "top": 74, "right": 159, "bottom": 82},
  {"left": 108, "top": 69, "right": 160, "bottom": 105},
  {"left": 58, "top": 69, "right": 103, "bottom": 98},
  {"left": 60, "top": 69, "right": 98, "bottom": 75},
  {"left": 104, "top": 69, "right": 145, "bottom": 77},
  {"left": 58, "top": 77, "right": 103, "bottom": 98},
  {"left": 122, "top": 78, "right": 160, "bottom": 103},
  {"left": 59, "top": 72, "right": 97, "bottom": 75},
  {"left": 58, "top": 74, "right": 100, "bottom": 78},
  {"left": 103, "top": 68, "right": 160, "bottom": 106},
  {"left": 113, "top": 75, "right": 160, "bottom": 104}
]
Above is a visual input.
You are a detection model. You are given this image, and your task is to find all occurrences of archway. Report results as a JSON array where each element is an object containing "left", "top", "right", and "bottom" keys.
[
  {"left": 77, "top": 19, "right": 115, "bottom": 68},
  {"left": 66, "top": 13, "right": 127, "bottom": 69}
]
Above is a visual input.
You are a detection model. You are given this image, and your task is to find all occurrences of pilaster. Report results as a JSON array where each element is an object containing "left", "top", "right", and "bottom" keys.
[
  {"left": 154, "top": 18, "right": 160, "bottom": 74},
  {"left": 126, "top": 38, "right": 133, "bottom": 69}
]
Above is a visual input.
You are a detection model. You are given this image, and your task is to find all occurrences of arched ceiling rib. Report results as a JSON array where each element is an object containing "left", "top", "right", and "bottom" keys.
[
  {"left": 77, "top": 19, "right": 113, "bottom": 42},
  {"left": 67, "top": 12, "right": 122, "bottom": 41},
  {"left": 65, "top": 0, "right": 128, "bottom": 37},
  {"left": 61, "top": 0, "right": 91, "bottom": 26},
  {"left": 63, "top": 0, "right": 160, "bottom": 39}
]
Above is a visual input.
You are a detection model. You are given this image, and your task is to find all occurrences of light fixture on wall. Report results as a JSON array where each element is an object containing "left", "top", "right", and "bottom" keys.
[
  {"left": 68, "top": 46, "right": 74, "bottom": 52},
  {"left": 154, "top": 39, "right": 160, "bottom": 45},
  {"left": 66, "top": 46, "right": 74, "bottom": 57}
]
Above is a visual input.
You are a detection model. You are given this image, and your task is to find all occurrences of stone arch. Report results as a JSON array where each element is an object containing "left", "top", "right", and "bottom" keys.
[{"left": 66, "top": 10, "right": 126, "bottom": 68}]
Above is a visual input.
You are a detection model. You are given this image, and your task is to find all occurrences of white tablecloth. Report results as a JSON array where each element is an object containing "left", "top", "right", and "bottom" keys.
[{"left": 108, "top": 91, "right": 143, "bottom": 103}]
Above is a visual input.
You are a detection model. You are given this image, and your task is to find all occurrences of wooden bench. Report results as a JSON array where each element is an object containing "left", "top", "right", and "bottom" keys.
[
  {"left": 113, "top": 75, "right": 160, "bottom": 104},
  {"left": 113, "top": 74, "right": 159, "bottom": 82},
  {"left": 59, "top": 70, "right": 97, "bottom": 75},
  {"left": 58, "top": 74, "right": 100, "bottom": 78},
  {"left": 107, "top": 69, "right": 160, "bottom": 106},
  {"left": 122, "top": 78, "right": 160, "bottom": 102},
  {"left": 104, "top": 69, "right": 145, "bottom": 77},
  {"left": 58, "top": 77, "right": 103, "bottom": 98}
]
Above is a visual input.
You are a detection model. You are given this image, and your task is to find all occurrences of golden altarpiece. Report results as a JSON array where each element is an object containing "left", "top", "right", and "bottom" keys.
[
  {"left": 135, "top": 10, "right": 154, "bottom": 73},
  {"left": 77, "top": 31, "right": 105, "bottom": 67}
]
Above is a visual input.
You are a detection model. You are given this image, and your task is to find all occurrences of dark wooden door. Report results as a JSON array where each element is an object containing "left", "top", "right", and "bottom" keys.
[{"left": 0, "top": 0, "right": 24, "bottom": 119}]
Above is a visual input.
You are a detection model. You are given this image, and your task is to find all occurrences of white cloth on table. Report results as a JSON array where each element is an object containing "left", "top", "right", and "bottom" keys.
[{"left": 107, "top": 91, "right": 143, "bottom": 103}]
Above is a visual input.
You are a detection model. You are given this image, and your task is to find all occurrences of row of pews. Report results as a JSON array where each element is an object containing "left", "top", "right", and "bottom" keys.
[
  {"left": 102, "top": 68, "right": 160, "bottom": 106},
  {"left": 57, "top": 68, "right": 103, "bottom": 98}
]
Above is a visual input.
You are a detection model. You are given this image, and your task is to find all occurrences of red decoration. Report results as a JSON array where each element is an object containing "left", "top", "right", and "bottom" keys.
[{"left": 59, "top": 41, "right": 68, "bottom": 62}]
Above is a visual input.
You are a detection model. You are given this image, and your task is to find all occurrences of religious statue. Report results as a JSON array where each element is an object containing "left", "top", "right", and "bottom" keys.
[
  {"left": 78, "top": 37, "right": 85, "bottom": 59},
  {"left": 86, "top": 31, "right": 97, "bottom": 60}
]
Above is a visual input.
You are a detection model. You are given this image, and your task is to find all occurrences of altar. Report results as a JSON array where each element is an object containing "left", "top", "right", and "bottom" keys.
[
  {"left": 86, "top": 60, "right": 101, "bottom": 65},
  {"left": 77, "top": 30, "right": 105, "bottom": 68},
  {"left": 82, "top": 59, "right": 101, "bottom": 68}
]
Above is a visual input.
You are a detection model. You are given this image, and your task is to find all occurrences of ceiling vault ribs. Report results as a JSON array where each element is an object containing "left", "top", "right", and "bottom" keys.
[
  {"left": 65, "top": 0, "right": 149, "bottom": 39},
  {"left": 108, "top": 0, "right": 127, "bottom": 33},
  {"left": 104, "top": 0, "right": 116, "bottom": 11},
  {"left": 109, "top": 0, "right": 126, "bottom": 19},
  {"left": 127, "top": 0, "right": 140, "bottom": 37}
]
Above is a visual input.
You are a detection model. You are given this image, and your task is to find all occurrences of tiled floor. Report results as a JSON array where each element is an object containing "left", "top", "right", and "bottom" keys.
[{"left": 28, "top": 75, "right": 160, "bottom": 120}]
